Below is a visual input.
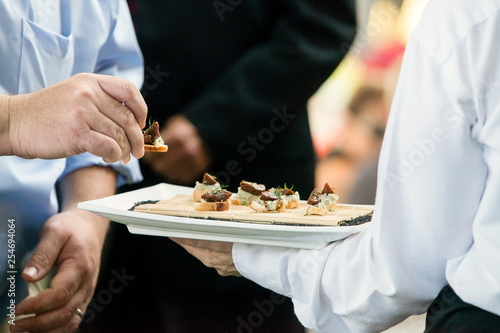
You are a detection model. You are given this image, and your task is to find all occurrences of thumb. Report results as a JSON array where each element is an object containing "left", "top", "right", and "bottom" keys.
[{"left": 23, "top": 226, "right": 68, "bottom": 283}]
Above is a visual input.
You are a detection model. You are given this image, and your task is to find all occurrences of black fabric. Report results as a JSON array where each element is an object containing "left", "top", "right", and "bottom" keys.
[
  {"left": 134, "top": 0, "right": 357, "bottom": 190},
  {"left": 425, "top": 285, "right": 500, "bottom": 333},
  {"left": 81, "top": 1, "right": 357, "bottom": 332}
]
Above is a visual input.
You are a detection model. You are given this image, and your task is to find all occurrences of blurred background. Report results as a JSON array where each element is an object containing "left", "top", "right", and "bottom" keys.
[{"left": 311, "top": 0, "right": 429, "bottom": 205}]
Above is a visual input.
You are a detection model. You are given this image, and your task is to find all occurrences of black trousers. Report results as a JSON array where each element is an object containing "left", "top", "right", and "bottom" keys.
[{"left": 425, "top": 285, "right": 500, "bottom": 333}]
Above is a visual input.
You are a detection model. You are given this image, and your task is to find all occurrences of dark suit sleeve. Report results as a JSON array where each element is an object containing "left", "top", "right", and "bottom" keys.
[{"left": 182, "top": 0, "right": 356, "bottom": 163}]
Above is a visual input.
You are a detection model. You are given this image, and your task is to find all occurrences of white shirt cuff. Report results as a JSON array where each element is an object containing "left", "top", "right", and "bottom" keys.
[{"left": 233, "top": 242, "right": 298, "bottom": 297}]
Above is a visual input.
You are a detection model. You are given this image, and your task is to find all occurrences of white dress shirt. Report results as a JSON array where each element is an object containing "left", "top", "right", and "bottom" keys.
[
  {"left": 233, "top": 0, "right": 500, "bottom": 331},
  {"left": 0, "top": 0, "right": 143, "bottom": 313}
]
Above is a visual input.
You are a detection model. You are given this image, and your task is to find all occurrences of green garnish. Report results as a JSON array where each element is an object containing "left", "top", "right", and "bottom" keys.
[
  {"left": 142, "top": 117, "right": 156, "bottom": 133},
  {"left": 274, "top": 187, "right": 282, "bottom": 200},
  {"left": 211, "top": 184, "right": 228, "bottom": 194}
]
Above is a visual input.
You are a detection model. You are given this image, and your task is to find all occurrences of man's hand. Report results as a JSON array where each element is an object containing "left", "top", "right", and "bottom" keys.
[
  {"left": 170, "top": 238, "right": 240, "bottom": 277},
  {"left": 10, "top": 165, "right": 115, "bottom": 333},
  {"left": 143, "top": 114, "right": 212, "bottom": 185},
  {"left": 11, "top": 210, "right": 107, "bottom": 333},
  {"left": 2, "top": 73, "right": 147, "bottom": 163}
]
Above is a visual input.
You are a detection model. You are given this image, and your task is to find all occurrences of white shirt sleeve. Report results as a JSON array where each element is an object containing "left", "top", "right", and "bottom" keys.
[{"left": 233, "top": 2, "right": 500, "bottom": 332}]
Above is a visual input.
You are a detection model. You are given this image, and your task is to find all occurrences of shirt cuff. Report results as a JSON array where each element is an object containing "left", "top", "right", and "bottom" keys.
[
  {"left": 233, "top": 243, "right": 298, "bottom": 297},
  {"left": 60, "top": 153, "right": 143, "bottom": 187}
]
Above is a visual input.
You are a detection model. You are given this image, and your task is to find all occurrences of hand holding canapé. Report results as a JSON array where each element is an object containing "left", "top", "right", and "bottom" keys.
[{"left": 0, "top": 73, "right": 147, "bottom": 163}]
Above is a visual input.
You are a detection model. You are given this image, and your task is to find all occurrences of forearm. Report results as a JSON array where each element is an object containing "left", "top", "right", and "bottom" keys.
[
  {"left": 57, "top": 165, "right": 117, "bottom": 242},
  {"left": 0, "top": 94, "right": 12, "bottom": 156}
]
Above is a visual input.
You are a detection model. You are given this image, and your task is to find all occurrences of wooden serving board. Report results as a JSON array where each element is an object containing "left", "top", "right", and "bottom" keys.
[{"left": 132, "top": 194, "right": 373, "bottom": 226}]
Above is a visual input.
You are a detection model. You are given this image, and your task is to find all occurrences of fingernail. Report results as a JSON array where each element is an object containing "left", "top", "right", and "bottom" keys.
[{"left": 23, "top": 266, "right": 37, "bottom": 279}]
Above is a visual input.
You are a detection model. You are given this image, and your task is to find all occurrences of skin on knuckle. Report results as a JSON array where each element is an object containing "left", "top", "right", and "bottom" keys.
[
  {"left": 121, "top": 80, "right": 136, "bottom": 98},
  {"left": 114, "top": 126, "right": 126, "bottom": 143},
  {"left": 122, "top": 108, "right": 136, "bottom": 128},
  {"left": 217, "top": 269, "right": 230, "bottom": 277},
  {"left": 68, "top": 323, "right": 81, "bottom": 333},
  {"left": 31, "top": 250, "right": 53, "bottom": 270},
  {"left": 205, "top": 255, "right": 220, "bottom": 269},
  {"left": 62, "top": 308, "right": 74, "bottom": 323},
  {"left": 78, "top": 257, "right": 95, "bottom": 277},
  {"left": 74, "top": 72, "right": 92, "bottom": 82},
  {"left": 72, "top": 126, "right": 90, "bottom": 145},
  {"left": 219, "top": 265, "right": 236, "bottom": 277},
  {"left": 56, "top": 288, "right": 72, "bottom": 306},
  {"left": 76, "top": 132, "right": 96, "bottom": 156},
  {"left": 76, "top": 85, "right": 96, "bottom": 101},
  {"left": 102, "top": 139, "right": 121, "bottom": 162}
]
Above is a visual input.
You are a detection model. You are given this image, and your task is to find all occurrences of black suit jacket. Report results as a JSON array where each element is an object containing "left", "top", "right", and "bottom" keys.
[{"left": 132, "top": 0, "right": 357, "bottom": 192}]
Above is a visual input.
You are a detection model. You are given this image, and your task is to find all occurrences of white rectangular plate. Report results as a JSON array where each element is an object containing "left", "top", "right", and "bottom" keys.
[{"left": 78, "top": 183, "right": 372, "bottom": 250}]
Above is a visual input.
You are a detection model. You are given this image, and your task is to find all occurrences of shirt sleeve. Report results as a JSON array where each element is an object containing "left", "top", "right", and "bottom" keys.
[
  {"left": 94, "top": 0, "right": 144, "bottom": 89},
  {"left": 233, "top": 4, "right": 500, "bottom": 332},
  {"left": 60, "top": 0, "right": 144, "bottom": 187},
  {"left": 61, "top": 153, "right": 142, "bottom": 188}
]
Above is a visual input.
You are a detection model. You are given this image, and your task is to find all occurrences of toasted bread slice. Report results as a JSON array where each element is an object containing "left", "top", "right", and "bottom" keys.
[
  {"left": 193, "top": 188, "right": 208, "bottom": 202},
  {"left": 249, "top": 201, "right": 266, "bottom": 213},
  {"left": 144, "top": 144, "right": 168, "bottom": 152},
  {"left": 285, "top": 199, "right": 299, "bottom": 209},
  {"left": 306, "top": 205, "right": 328, "bottom": 216},
  {"left": 194, "top": 201, "right": 229, "bottom": 211},
  {"left": 325, "top": 203, "right": 337, "bottom": 212}
]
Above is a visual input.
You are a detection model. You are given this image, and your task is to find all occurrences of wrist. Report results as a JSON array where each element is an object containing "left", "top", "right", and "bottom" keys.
[
  {"left": 65, "top": 208, "right": 110, "bottom": 246},
  {"left": 0, "top": 95, "right": 13, "bottom": 156}
]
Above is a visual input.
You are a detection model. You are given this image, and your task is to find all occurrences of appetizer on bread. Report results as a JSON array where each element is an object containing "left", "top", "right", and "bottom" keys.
[
  {"left": 195, "top": 188, "right": 232, "bottom": 211},
  {"left": 143, "top": 120, "right": 168, "bottom": 152},
  {"left": 193, "top": 173, "right": 221, "bottom": 202},
  {"left": 320, "top": 182, "right": 339, "bottom": 211},
  {"left": 305, "top": 183, "right": 339, "bottom": 216},
  {"left": 249, "top": 188, "right": 286, "bottom": 213},
  {"left": 279, "top": 185, "right": 300, "bottom": 209},
  {"left": 305, "top": 188, "right": 328, "bottom": 216},
  {"left": 230, "top": 180, "right": 266, "bottom": 206}
]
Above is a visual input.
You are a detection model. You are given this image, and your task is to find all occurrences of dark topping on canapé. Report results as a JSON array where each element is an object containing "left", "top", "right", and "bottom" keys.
[
  {"left": 240, "top": 180, "right": 266, "bottom": 195},
  {"left": 144, "top": 121, "right": 161, "bottom": 145},
  {"left": 280, "top": 188, "right": 295, "bottom": 196},
  {"left": 321, "top": 183, "right": 335, "bottom": 195},
  {"left": 202, "top": 173, "right": 218, "bottom": 185},
  {"left": 201, "top": 189, "right": 232, "bottom": 202},
  {"left": 259, "top": 188, "right": 279, "bottom": 201},
  {"left": 307, "top": 188, "right": 322, "bottom": 205}
]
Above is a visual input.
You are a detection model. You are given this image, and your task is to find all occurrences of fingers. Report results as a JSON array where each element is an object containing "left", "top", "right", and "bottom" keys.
[
  {"left": 22, "top": 225, "right": 70, "bottom": 284},
  {"left": 171, "top": 238, "right": 233, "bottom": 252},
  {"left": 78, "top": 130, "right": 123, "bottom": 164},
  {"left": 12, "top": 297, "right": 84, "bottom": 333},
  {"left": 71, "top": 74, "right": 146, "bottom": 163},
  {"left": 18, "top": 260, "right": 84, "bottom": 315},
  {"left": 15, "top": 258, "right": 91, "bottom": 332},
  {"left": 170, "top": 238, "right": 240, "bottom": 277},
  {"left": 15, "top": 288, "right": 72, "bottom": 316},
  {"left": 93, "top": 74, "right": 147, "bottom": 129},
  {"left": 82, "top": 104, "right": 133, "bottom": 164},
  {"left": 92, "top": 90, "right": 145, "bottom": 160},
  {"left": 179, "top": 244, "right": 240, "bottom": 277}
]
